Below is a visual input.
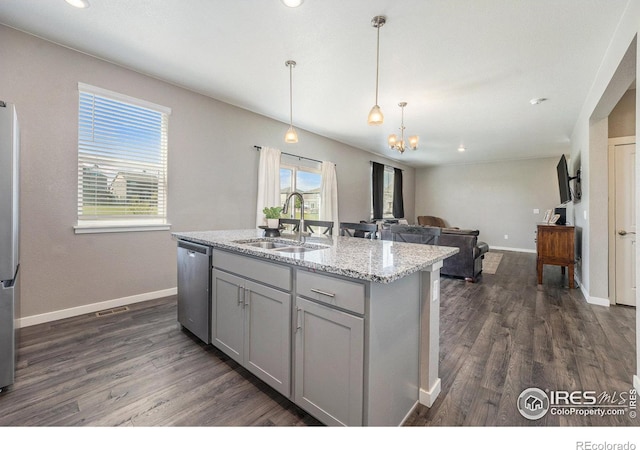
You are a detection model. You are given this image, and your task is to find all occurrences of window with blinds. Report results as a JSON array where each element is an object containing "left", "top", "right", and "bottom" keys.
[{"left": 76, "top": 83, "right": 170, "bottom": 232}]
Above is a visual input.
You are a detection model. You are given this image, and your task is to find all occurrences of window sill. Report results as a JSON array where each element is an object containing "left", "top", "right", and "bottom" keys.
[{"left": 74, "top": 220, "right": 171, "bottom": 234}]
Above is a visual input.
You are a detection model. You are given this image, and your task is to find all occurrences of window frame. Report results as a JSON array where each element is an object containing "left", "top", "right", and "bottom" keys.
[
  {"left": 280, "top": 160, "right": 322, "bottom": 221},
  {"left": 73, "top": 83, "right": 171, "bottom": 234},
  {"left": 371, "top": 164, "right": 396, "bottom": 219}
]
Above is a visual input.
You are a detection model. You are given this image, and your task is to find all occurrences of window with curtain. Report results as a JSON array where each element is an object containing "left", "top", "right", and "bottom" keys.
[
  {"left": 371, "top": 163, "right": 404, "bottom": 219},
  {"left": 279, "top": 155, "right": 322, "bottom": 220},
  {"left": 75, "top": 83, "right": 170, "bottom": 233}
]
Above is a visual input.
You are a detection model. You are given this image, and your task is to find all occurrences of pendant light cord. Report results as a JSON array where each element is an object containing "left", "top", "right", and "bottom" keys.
[
  {"left": 289, "top": 63, "right": 294, "bottom": 127},
  {"left": 375, "top": 25, "right": 380, "bottom": 105}
]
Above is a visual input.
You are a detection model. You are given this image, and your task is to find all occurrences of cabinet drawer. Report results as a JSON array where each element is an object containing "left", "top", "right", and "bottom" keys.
[
  {"left": 296, "top": 270, "right": 365, "bottom": 315},
  {"left": 213, "top": 250, "right": 291, "bottom": 291}
]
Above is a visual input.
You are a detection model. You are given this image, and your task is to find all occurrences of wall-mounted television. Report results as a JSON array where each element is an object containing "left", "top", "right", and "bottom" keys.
[{"left": 557, "top": 154, "right": 572, "bottom": 204}]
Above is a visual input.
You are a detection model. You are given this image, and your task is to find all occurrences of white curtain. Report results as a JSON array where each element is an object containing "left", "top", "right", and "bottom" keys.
[
  {"left": 256, "top": 146, "right": 281, "bottom": 228},
  {"left": 320, "top": 161, "right": 339, "bottom": 234}
]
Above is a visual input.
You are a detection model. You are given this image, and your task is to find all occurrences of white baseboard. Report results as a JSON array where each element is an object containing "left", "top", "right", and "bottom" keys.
[
  {"left": 634, "top": 375, "right": 640, "bottom": 391},
  {"left": 488, "top": 246, "right": 536, "bottom": 254},
  {"left": 16, "top": 287, "right": 177, "bottom": 329},
  {"left": 579, "top": 282, "right": 590, "bottom": 303},
  {"left": 586, "top": 295, "right": 611, "bottom": 307},
  {"left": 419, "top": 378, "right": 441, "bottom": 407},
  {"left": 399, "top": 401, "right": 420, "bottom": 426}
]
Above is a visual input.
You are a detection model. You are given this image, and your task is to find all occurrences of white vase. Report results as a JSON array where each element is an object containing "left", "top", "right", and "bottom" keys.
[{"left": 267, "top": 218, "right": 279, "bottom": 229}]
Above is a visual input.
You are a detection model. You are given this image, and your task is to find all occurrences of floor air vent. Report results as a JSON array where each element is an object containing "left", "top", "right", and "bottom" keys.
[{"left": 95, "top": 306, "right": 130, "bottom": 317}]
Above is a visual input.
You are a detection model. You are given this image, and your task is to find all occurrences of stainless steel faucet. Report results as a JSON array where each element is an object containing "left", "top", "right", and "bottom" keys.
[{"left": 282, "top": 192, "right": 308, "bottom": 242}]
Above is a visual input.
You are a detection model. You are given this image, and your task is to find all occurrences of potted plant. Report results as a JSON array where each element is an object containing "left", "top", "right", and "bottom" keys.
[{"left": 263, "top": 206, "right": 282, "bottom": 229}]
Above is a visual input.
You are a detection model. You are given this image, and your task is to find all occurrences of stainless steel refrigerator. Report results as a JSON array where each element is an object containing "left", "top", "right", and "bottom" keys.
[{"left": 0, "top": 101, "right": 19, "bottom": 390}]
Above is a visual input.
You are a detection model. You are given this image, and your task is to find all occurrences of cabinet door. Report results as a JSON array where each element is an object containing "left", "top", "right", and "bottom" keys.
[
  {"left": 294, "top": 297, "right": 364, "bottom": 426},
  {"left": 244, "top": 280, "right": 291, "bottom": 397},
  {"left": 211, "top": 269, "right": 245, "bottom": 364}
]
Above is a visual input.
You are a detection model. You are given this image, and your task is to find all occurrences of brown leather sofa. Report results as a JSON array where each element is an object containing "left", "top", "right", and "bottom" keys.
[{"left": 417, "top": 216, "right": 447, "bottom": 228}]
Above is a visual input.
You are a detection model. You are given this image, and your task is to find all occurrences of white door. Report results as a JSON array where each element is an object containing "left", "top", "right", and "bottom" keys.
[{"left": 614, "top": 142, "right": 636, "bottom": 306}]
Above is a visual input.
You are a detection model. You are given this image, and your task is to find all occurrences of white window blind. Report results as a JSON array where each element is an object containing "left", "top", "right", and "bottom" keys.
[{"left": 76, "top": 84, "right": 170, "bottom": 230}]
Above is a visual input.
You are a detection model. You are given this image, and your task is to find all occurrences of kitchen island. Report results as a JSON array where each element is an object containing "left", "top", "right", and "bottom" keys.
[{"left": 172, "top": 229, "right": 458, "bottom": 426}]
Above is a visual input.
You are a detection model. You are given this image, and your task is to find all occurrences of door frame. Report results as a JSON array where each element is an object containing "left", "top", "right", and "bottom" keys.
[{"left": 608, "top": 135, "right": 636, "bottom": 305}]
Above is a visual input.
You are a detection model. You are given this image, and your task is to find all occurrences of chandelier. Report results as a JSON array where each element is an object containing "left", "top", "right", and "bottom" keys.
[{"left": 388, "top": 102, "right": 418, "bottom": 153}]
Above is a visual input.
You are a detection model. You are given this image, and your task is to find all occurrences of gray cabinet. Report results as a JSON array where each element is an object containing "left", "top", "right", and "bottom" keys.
[
  {"left": 207, "top": 247, "right": 421, "bottom": 426},
  {"left": 211, "top": 270, "right": 245, "bottom": 362},
  {"left": 212, "top": 259, "right": 291, "bottom": 398},
  {"left": 294, "top": 273, "right": 365, "bottom": 426}
]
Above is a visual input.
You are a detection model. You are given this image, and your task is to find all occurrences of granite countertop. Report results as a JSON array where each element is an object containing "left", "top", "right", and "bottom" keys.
[{"left": 172, "top": 229, "right": 459, "bottom": 284}]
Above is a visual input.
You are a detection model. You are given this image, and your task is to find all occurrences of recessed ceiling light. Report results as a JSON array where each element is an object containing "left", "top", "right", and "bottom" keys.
[
  {"left": 458, "top": 145, "right": 466, "bottom": 152},
  {"left": 281, "top": 0, "right": 304, "bottom": 7},
  {"left": 65, "top": 0, "right": 90, "bottom": 8},
  {"left": 530, "top": 97, "right": 548, "bottom": 105}
]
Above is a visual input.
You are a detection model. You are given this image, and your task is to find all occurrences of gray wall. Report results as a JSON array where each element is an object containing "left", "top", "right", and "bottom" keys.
[
  {"left": 415, "top": 157, "right": 559, "bottom": 252},
  {"left": 0, "top": 25, "right": 414, "bottom": 320},
  {"left": 565, "top": 2, "right": 639, "bottom": 386},
  {"left": 609, "top": 89, "right": 636, "bottom": 138},
  {"left": 571, "top": 35, "right": 636, "bottom": 303}
]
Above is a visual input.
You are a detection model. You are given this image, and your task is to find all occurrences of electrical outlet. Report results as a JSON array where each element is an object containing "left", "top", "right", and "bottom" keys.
[
  {"left": 504, "top": 234, "right": 509, "bottom": 240},
  {"left": 533, "top": 208, "right": 539, "bottom": 214}
]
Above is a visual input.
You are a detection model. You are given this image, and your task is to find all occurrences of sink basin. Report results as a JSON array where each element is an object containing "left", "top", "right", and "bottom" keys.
[
  {"left": 233, "top": 238, "right": 329, "bottom": 254},
  {"left": 273, "top": 246, "right": 316, "bottom": 253},
  {"left": 245, "top": 241, "right": 291, "bottom": 249}
]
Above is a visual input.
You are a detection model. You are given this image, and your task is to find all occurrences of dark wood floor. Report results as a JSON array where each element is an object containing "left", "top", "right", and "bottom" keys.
[{"left": 0, "top": 251, "right": 636, "bottom": 427}]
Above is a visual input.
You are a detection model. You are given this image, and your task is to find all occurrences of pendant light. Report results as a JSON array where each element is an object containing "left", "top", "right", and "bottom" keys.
[
  {"left": 65, "top": 0, "right": 90, "bottom": 7},
  {"left": 367, "top": 15, "right": 386, "bottom": 125},
  {"left": 388, "top": 102, "right": 419, "bottom": 153},
  {"left": 284, "top": 60, "right": 298, "bottom": 143}
]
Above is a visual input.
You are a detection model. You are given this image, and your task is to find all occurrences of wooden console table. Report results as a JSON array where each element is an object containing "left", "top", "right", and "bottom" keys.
[{"left": 536, "top": 224, "right": 575, "bottom": 288}]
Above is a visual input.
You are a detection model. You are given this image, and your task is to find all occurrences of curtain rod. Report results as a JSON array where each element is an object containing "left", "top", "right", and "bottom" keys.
[
  {"left": 370, "top": 160, "right": 404, "bottom": 171},
  {"left": 254, "top": 145, "right": 333, "bottom": 166}
]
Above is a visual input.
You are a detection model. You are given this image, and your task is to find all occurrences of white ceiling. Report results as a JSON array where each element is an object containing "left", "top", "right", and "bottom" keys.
[{"left": 0, "top": 0, "right": 632, "bottom": 167}]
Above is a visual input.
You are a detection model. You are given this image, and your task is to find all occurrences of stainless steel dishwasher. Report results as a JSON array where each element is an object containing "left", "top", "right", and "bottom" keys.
[{"left": 177, "top": 240, "right": 211, "bottom": 343}]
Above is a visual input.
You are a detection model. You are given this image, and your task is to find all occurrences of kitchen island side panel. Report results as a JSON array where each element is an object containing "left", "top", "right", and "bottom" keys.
[{"left": 366, "top": 272, "right": 420, "bottom": 426}]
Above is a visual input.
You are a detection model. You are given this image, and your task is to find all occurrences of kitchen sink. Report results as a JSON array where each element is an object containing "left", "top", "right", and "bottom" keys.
[
  {"left": 245, "top": 241, "right": 291, "bottom": 249},
  {"left": 273, "top": 246, "right": 316, "bottom": 253},
  {"left": 233, "top": 239, "right": 329, "bottom": 253}
]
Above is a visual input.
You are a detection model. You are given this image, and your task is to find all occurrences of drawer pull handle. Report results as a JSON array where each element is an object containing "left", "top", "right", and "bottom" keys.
[
  {"left": 310, "top": 288, "right": 335, "bottom": 298},
  {"left": 237, "top": 286, "right": 244, "bottom": 306}
]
